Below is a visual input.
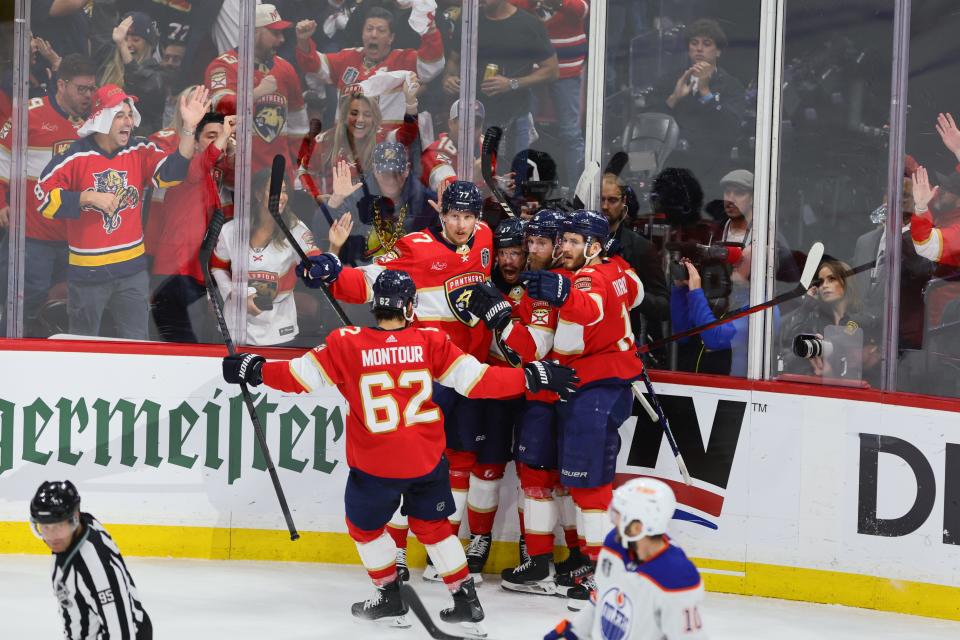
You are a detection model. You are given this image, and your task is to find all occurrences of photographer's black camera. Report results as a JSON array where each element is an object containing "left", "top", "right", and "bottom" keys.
[{"left": 792, "top": 333, "right": 833, "bottom": 359}]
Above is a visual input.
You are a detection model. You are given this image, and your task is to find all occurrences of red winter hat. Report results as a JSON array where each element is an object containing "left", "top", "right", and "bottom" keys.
[{"left": 78, "top": 84, "right": 141, "bottom": 137}]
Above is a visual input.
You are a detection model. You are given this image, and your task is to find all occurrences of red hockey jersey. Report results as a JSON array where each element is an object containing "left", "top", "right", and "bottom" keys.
[
  {"left": 205, "top": 49, "right": 308, "bottom": 172},
  {"left": 296, "top": 32, "right": 444, "bottom": 127},
  {"left": 514, "top": 0, "right": 589, "bottom": 80},
  {"left": 420, "top": 132, "right": 458, "bottom": 194},
  {"left": 261, "top": 325, "right": 526, "bottom": 478},
  {"left": 329, "top": 223, "right": 494, "bottom": 360},
  {"left": 0, "top": 95, "right": 85, "bottom": 242},
  {"left": 551, "top": 259, "right": 645, "bottom": 385},
  {"left": 35, "top": 136, "right": 189, "bottom": 280}
]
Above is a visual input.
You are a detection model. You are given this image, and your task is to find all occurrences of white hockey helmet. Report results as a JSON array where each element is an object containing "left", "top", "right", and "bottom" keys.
[{"left": 610, "top": 478, "right": 677, "bottom": 542}]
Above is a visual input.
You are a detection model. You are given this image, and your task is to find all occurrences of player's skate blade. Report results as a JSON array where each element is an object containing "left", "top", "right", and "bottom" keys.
[
  {"left": 440, "top": 578, "right": 487, "bottom": 638},
  {"left": 351, "top": 580, "right": 412, "bottom": 628},
  {"left": 500, "top": 553, "right": 563, "bottom": 596}
]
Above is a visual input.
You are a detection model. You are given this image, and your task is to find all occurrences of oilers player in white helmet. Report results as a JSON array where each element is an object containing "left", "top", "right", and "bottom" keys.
[{"left": 544, "top": 478, "right": 707, "bottom": 640}]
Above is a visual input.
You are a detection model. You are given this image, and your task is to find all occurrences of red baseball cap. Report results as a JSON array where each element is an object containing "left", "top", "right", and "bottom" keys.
[
  {"left": 92, "top": 84, "right": 139, "bottom": 111},
  {"left": 256, "top": 4, "right": 292, "bottom": 30}
]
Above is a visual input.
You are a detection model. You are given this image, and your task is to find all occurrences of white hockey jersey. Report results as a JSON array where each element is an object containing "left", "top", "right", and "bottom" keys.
[
  {"left": 571, "top": 530, "right": 707, "bottom": 640},
  {"left": 210, "top": 219, "right": 319, "bottom": 346}
]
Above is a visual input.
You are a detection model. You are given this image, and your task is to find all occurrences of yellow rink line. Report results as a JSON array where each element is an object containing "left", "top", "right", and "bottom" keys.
[{"left": 3, "top": 522, "right": 958, "bottom": 621}]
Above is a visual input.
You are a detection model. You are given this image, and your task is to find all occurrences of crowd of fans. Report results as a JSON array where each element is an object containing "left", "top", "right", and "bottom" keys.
[{"left": 0, "top": 1, "right": 958, "bottom": 394}]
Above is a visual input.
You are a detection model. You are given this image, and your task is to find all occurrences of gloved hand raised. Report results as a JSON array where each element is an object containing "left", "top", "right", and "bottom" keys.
[
  {"left": 467, "top": 281, "right": 513, "bottom": 332},
  {"left": 222, "top": 353, "right": 265, "bottom": 386},
  {"left": 544, "top": 619, "right": 580, "bottom": 640},
  {"left": 523, "top": 361, "right": 579, "bottom": 400},
  {"left": 296, "top": 253, "right": 342, "bottom": 288},
  {"left": 521, "top": 270, "right": 571, "bottom": 307}
]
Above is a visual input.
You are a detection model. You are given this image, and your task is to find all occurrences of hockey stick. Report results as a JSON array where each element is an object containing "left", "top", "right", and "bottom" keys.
[
  {"left": 571, "top": 160, "right": 600, "bottom": 209},
  {"left": 630, "top": 242, "right": 827, "bottom": 485},
  {"left": 631, "top": 371, "right": 692, "bottom": 485},
  {"left": 265, "top": 154, "right": 352, "bottom": 326},
  {"left": 481, "top": 125, "right": 519, "bottom": 218},
  {"left": 638, "top": 242, "right": 832, "bottom": 354},
  {"left": 399, "top": 584, "right": 478, "bottom": 640},
  {"left": 199, "top": 207, "right": 300, "bottom": 542}
]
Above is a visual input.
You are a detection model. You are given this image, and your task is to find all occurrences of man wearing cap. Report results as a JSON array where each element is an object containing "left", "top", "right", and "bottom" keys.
[
  {"left": 295, "top": 7, "right": 445, "bottom": 130},
  {"left": 321, "top": 141, "right": 437, "bottom": 264},
  {"left": 34, "top": 84, "right": 211, "bottom": 340},
  {"left": 0, "top": 54, "right": 97, "bottom": 337},
  {"left": 421, "top": 100, "right": 486, "bottom": 199},
  {"left": 205, "top": 4, "right": 309, "bottom": 173},
  {"left": 718, "top": 169, "right": 754, "bottom": 244}
]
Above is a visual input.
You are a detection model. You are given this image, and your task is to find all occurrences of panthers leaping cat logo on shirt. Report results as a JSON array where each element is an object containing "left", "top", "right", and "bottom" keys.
[{"left": 87, "top": 168, "right": 140, "bottom": 234}]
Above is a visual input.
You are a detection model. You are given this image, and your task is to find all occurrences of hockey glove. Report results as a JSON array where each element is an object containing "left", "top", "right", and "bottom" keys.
[
  {"left": 521, "top": 270, "right": 571, "bottom": 307},
  {"left": 524, "top": 361, "right": 579, "bottom": 400},
  {"left": 544, "top": 619, "right": 580, "bottom": 640},
  {"left": 296, "top": 253, "right": 342, "bottom": 287},
  {"left": 223, "top": 353, "right": 265, "bottom": 386},
  {"left": 467, "top": 281, "right": 513, "bottom": 332}
]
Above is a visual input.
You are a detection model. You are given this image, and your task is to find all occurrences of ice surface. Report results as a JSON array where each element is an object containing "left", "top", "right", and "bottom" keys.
[{"left": 3, "top": 555, "right": 959, "bottom": 639}]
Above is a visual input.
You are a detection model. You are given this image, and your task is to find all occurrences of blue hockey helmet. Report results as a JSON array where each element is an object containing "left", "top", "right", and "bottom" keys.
[
  {"left": 371, "top": 270, "right": 417, "bottom": 317},
  {"left": 494, "top": 218, "right": 526, "bottom": 250},
  {"left": 30, "top": 480, "right": 80, "bottom": 524},
  {"left": 525, "top": 208, "right": 565, "bottom": 242},
  {"left": 566, "top": 209, "right": 609, "bottom": 246},
  {"left": 441, "top": 180, "right": 483, "bottom": 215}
]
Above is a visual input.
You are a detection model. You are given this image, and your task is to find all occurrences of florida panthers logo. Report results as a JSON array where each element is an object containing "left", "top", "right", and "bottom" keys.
[
  {"left": 249, "top": 271, "right": 279, "bottom": 302},
  {"left": 87, "top": 169, "right": 139, "bottom": 234},
  {"left": 445, "top": 271, "right": 485, "bottom": 327},
  {"left": 254, "top": 95, "right": 288, "bottom": 143},
  {"left": 599, "top": 588, "right": 633, "bottom": 640}
]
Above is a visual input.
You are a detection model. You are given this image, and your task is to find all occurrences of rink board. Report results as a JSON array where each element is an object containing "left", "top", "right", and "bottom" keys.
[{"left": 1, "top": 346, "right": 959, "bottom": 620}]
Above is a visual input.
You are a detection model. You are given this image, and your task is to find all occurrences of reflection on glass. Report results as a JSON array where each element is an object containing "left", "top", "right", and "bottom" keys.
[
  {"left": 772, "top": 0, "right": 894, "bottom": 388},
  {"left": 602, "top": 2, "right": 761, "bottom": 377}
]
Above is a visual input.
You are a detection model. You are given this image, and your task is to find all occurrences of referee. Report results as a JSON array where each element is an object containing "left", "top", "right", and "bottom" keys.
[{"left": 30, "top": 480, "right": 152, "bottom": 639}]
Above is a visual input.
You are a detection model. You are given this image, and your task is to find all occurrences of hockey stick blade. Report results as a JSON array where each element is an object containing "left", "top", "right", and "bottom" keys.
[
  {"left": 800, "top": 241, "right": 825, "bottom": 290},
  {"left": 572, "top": 160, "right": 600, "bottom": 209},
  {"left": 480, "top": 126, "right": 518, "bottom": 218},
  {"left": 399, "top": 584, "right": 479, "bottom": 640}
]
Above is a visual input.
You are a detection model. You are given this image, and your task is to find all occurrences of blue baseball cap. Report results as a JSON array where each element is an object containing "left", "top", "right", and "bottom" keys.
[{"left": 373, "top": 141, "right": 408, "bottom": 174}]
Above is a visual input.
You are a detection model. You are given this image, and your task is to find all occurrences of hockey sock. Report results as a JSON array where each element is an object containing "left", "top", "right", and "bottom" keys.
[
  {"left": 410, "top": 517, "right": 469, "bottom": 590},
  {"left": 557, "top": 491, "right": 579, "bottom": 550},
  {"left": 387, "top": 510, "right": 409, "bottom": 550},
  {"left": 346, "top": 519, "right": 397, "bottom": 586},
  {"left": 521, "top": 465, "right": 559, "bottom": 557},
  {"left": 467, "top": 463, "right": 505, "bottom": 535},
  {"left": 516, "top": 464, "right": 526, "bottom": 537},
  {"left": 569, "top": 484, "right": 613, "bottom": 562},
  {"left": 446, "top": 449, "right": 475, "bottom": 532}
]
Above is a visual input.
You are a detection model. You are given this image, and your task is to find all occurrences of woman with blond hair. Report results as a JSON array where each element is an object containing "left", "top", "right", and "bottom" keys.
[{"left": 99, "top": 12, "right": 166, "bottom": 133}]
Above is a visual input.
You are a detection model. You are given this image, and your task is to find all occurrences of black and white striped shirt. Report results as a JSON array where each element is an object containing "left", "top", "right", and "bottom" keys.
[{"left": 51, "top": 513, "right": 148, "bottom": 639}]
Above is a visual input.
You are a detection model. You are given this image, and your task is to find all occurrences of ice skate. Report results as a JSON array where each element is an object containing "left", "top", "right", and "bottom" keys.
[
  {"left": 350, "top": 580, "right": 411, "bottom": 627},
  {"left": 566, "top": 573, "right": 597, "bottom": 612},
  {"left": 465, "top": 533, "right": 492, "bottom": 583},
  {"left": 439, "top": 578, "right": 487, "bottom": 637},
  {"left": 554, "top": 549, "right": 592, "bottom": 595},
  {"left": 500, "top": 553, "right": 562, "bottom": 596},
  {"left": 518, "top": 534, "right": 531, "bottom": 565},
  {"left": 395, "top": 548, "right": 409, "bottom": 582}
]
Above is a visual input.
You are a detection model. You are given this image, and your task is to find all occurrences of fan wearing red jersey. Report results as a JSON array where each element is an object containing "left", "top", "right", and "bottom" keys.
[
  {"left": 204, "top": 4, "right": 308, "bottom": 174},
  {"left": 520, "top": 210, "right": 645, "bottom": 611},
  {"left": 223, "top": 269, "right": 578, "bottom": 633},
  {"left": 299, "top": 181, "right": 499, "bottom": 559}
]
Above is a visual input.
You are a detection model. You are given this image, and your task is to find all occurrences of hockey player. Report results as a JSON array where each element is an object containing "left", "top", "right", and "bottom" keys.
[
  {"left": 222, "top": 269, "right": 578, "bottom": 633},
  {"left": 518, "top": 209, "right": 645, "bottom": 609},
  {"left": 30, "top": 480, "right": 152, "bottom": 639},
  {"left": 299, "top": 180, "right": 497, "bottom": 572},
  {"left": 544, "top": 478, "right": 706, "bottom": 640},
  {"left": 471, "top": 209, "right": 589, "bottom": 594}
]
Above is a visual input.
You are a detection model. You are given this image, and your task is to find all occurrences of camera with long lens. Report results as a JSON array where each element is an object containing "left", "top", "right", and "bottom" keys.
[
  {"left": 792, "top": 333, "right": 834, "bottom": 359},
  {"left": 666, "top": 241, "right": 743, "bottom": 301}
]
